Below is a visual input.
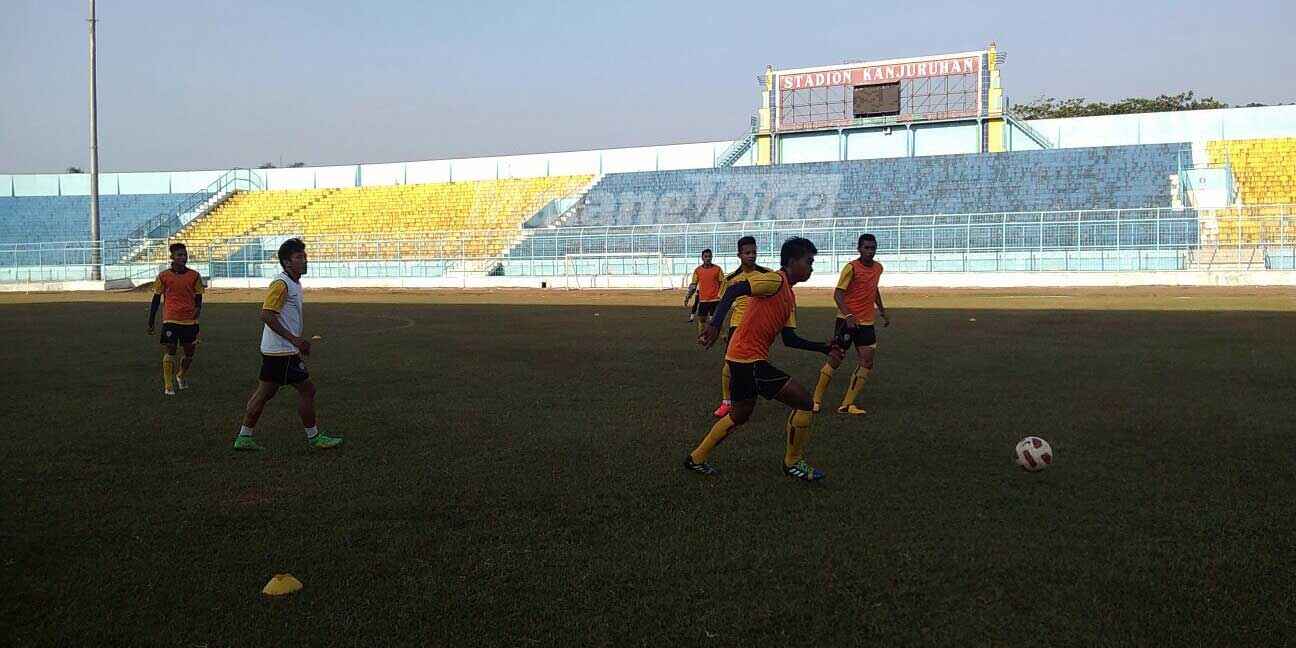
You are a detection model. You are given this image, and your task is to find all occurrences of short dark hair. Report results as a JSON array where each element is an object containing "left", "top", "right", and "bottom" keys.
[
  {"left": 277, "top": 238, "right": 306, "bottom": 268},
  {"left": 168, "top": 242, "right": 186, "bottom": 254},
  {"left": 736, "top": 236, "right": 757, "bottom": 251},
  {"left": 701, "top": 248, "right": 713, "bottom": 256},
  {"left": 780, "top": 237, "right": 818, "bottom": 268},
  {"left": 858, "top": 233, "right": 877, "bottom": 246}
]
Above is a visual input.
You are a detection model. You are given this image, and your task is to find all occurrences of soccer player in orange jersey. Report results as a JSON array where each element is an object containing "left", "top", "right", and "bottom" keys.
[
  {"left": 685, "top": 237, "right": 844, "bottom": 481},
  {"left": 147, "top": 243, "right": 204, "bottom": 396},
  {"left": 684, "top": 249, "right": 725, "bottom": 336},
  {"left": 812, "top": 233, "right": 890, "bottom": 415}
]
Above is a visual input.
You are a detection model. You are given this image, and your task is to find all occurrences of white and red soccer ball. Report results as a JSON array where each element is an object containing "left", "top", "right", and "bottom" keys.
[{"left": 1015, "top": 437, "right": 1054, "bottom": 472}]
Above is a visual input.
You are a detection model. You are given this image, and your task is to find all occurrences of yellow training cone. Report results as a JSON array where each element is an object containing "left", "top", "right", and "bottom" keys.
[{"left": 262, "top": 573, "right": 303, "bottom": 596}]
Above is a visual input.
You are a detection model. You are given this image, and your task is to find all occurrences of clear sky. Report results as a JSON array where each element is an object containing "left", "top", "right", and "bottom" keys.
[{"left": 1, "top": 0, "right": 1292, "bottom": 173}]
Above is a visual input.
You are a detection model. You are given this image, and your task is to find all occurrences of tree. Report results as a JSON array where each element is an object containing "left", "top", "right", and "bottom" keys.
[
  {"left": 289, "top": 162, "right": 306, "bottom": 168},
  {"left": 257, "top": 162, "right": 277, "bottom": 169},
  {"left": 1013, "top": 91, "right": 1242, "bottom": 119},
  {"left": 66, "top": 166, "right": 84, "bottom": 174}
]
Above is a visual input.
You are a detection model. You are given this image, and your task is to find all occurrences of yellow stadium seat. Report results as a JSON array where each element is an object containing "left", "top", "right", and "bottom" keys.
[
  {"left": 163, "top": 175, "right": 592, "bottom": 261},
  {"left": 1204, "top": 138, "right": 1296, "bottom": 244}
]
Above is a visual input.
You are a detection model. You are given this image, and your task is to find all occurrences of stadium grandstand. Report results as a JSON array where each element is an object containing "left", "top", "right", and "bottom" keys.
[{"left": 4, "top": 44, "right": 1296, "bottom": 289}]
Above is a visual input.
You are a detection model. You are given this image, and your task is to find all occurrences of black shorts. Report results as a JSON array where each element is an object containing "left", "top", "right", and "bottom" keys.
[
  {"left": 160, "top": 323, "right": 200, "bottom": 345},
  {"left": 697, "top": 301, "right": 719, "bottom": 319},
  {"left": 259, "top": 354, "right": 310, "bottom": 386},
  {"left": 726, "top": 360, "right": 791, "bottom": 401},
  {"left": 833, "top": 319, "right": 877, "bottom": 349}
]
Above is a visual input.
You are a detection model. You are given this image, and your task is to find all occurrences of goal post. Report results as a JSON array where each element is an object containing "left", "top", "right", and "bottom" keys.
[{"left": 562, "top": 252, "right": 674, "bottom": 289}]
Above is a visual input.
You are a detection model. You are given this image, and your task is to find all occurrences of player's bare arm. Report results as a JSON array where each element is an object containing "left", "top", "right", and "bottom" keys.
[{"left": 876, "top": 288, "right": 889, "bottom": 327}]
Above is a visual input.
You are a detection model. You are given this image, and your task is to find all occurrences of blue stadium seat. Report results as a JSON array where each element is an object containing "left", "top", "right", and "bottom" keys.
[
  {"left": 0, "top": 194, "right": 185, "bottom": 245},
  {"left": 565, "top": 144, "right": 1185, "bottom": 227}
]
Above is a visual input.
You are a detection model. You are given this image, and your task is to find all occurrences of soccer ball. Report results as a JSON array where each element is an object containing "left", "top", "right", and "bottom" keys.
[{"left": 1015, "top": 437, "right": 1054, "bottom": 472}]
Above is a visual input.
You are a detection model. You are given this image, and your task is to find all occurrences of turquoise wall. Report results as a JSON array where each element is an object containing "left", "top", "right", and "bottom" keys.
[
  {"left": 778, "top": 132, "right": 841, "bottom": 163},
  {"left": 913, "top": 123, "right": 980, "bottom": 156},
  {"left": 779, "top": 122, "right": 981, "bottom": 162},
  {"left": 846, "top": 128, "right": 909, "bottom": 160}
]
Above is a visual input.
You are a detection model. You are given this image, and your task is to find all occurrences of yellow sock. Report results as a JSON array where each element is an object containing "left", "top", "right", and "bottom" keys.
[
  {"left": 720, "top": 363, "right": 731, "bottom": 402},
  {"left": 162, "top": 354, "right": 175, "bottom": 391},
  {"left": 696, "top": 317, "right": 705, "bottom": 337},
  {"left": 784, "top": 409, "right": 814, "bottom": 467},
  {"left": 691, "top": 415, "right": 737, "bottom": 463},
  {"left": 839, "top": 366, "right": 870, "bottom": 409},
  {"left": 812, "top": 363, "right": 834, "bottom": 405}
]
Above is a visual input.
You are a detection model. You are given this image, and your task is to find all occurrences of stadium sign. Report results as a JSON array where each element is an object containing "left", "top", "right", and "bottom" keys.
[{"left": 778, "top": 56, "right": 980, "bottom": 90}]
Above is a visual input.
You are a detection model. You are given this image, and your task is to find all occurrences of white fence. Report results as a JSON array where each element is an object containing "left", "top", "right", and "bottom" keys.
[{"left": 3, "top": 206, "right": 1295, "bottom": 286}]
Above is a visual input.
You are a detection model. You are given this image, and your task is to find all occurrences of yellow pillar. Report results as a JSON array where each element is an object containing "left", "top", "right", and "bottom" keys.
[
  {"left": 756, "top": 135, "right": 772, "bottom": 165},
  {"left": 986, "top": 42, "right": 1006, "bottom": 153},
  {"left": 756, "top": 65, "right": 775, "bottom": 165}
]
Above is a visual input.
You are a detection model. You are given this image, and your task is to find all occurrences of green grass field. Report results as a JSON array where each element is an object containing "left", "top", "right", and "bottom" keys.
[{"left": 2, "top": 288, "right": 1294, "bottom": 647}]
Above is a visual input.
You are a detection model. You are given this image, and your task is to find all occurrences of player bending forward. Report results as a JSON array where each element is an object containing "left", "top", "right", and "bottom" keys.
[{"left": 685, "top": 237, "right": 843, "bottom": 481}]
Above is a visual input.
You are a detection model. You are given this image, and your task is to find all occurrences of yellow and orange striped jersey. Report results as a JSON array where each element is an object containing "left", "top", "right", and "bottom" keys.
[
  {"left": 835, "top": 259, "right": 883, "bottom": 324},
  {"left": 152, "top": 268, "right": 204, "bottom": 324},
  {"left": 720, "top": 264, "right": 772, "bottom": 328},
  {"left": 690, "top": 264, "right": 725, "bottom": 302},
  {"left": 725, "top": 270, "right": 797, "bottom": 363}
]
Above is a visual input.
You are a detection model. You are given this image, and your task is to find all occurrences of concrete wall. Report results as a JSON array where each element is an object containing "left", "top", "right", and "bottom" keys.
[
  {"left": 1028, "top": 105, "right": 1296, "bottom": 149},
  {"left": 1, "top": 142, "right": 751, "bottom": 198},
  {"left": 913, "top": 123, "right": 980, "bottom": 156},
  {"left": 778, "top": 132, "right": 841, "bottom": 164},
  {"left": 777, "top": 121, "right": 982, "bottom": 163},
  {"left": 6, "top": 105, "right": 1295, "bottom": 198},
  {"left": 846, "top": 128, "right": 909, "bottom": 160}
]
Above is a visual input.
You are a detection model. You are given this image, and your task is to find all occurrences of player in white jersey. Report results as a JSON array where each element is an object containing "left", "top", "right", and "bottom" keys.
[{"left": 233, "top": 238, "right": 342, "bottom": 451}]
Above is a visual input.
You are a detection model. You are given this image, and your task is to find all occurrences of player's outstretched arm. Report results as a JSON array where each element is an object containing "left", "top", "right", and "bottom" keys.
[
  {"left": 147, "top": 294, "right": 161, "bottom": 334},
  {"left": 699, "top": 282, "right": 751, "bottom": 348},
  {"left": 780, "top": 327, "right": 830, "bottom": 354},
  {"left": 781, "top": 327, "right": 844, "bottom": 366}
]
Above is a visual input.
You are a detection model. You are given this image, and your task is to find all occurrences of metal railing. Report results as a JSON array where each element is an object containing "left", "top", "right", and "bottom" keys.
[
  {"left": 4, "top": 205, "right": 1296, "bottom": 282},
  {"left": 1003, "top": 108, "right": 1055, "bottom": 149},
  {"left": 123, "top": 168, "right": 263, "bottom": 242},
  {"left": 716, "top": 116, "right": 759, "bottom": 167}
]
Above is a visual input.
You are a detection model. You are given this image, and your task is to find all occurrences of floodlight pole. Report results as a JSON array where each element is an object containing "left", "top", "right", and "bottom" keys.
[{"left": 88, "top": 0, "right": 102, "bottom": 280}]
